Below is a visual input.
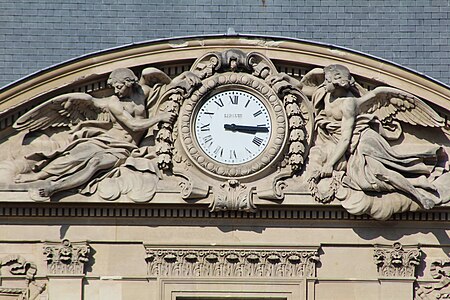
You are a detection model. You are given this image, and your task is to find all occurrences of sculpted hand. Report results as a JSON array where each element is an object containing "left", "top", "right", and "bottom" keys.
[
  {"left": 158, "top": 112, "right": 176, "bottom": 123},
  {"left": 320, "top": 164, "right": 334, "bottom": 178}
]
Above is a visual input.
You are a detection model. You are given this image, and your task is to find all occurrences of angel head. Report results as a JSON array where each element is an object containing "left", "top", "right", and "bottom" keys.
[
  {"left": 107, "top": 68, "right": 138, "bottom": 98},
  {"left": 324, "top": 64, "right": 355, "bottom": 93}
]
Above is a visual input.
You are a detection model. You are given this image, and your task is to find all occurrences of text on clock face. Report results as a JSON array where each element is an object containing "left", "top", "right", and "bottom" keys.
[{"left": 194, "top": 90, "right": 272, "bottom": 165}]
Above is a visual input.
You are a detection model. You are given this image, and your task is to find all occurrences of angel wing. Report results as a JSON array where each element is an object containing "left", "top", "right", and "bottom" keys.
[
  {"left": 300, "top": 68, "right": 325, "bottom": 97},
  {"left": 357, "top": 87, "right": 444, "bottom": 127},
  {"left": 140, "top": 67, "right": 172, "bottom": 87},
  {"left": 13, "top": 92, "right": 110, "bottom": 132}
]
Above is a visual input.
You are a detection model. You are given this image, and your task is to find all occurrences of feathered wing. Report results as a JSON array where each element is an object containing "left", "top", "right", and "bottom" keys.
[
  {"left": 300, "top": 68, "right": 325, "bottom": 97},
  {"left": 356, "top": 87, "right": 444, "bottom": 127},
  {"left": 13, "top": 93, "right": 110, "bottom": 132},
  {"left": 140, "top": 67, "right": 172, "bottom": 87}
]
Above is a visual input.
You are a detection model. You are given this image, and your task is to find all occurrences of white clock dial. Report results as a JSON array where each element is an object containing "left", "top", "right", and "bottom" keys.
[{"left": 194, "top": 90, "right": 272, "bottom": 165}]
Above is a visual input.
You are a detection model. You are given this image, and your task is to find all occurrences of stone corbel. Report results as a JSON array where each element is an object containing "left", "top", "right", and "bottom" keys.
[
  {"left": 373, "top": 242, "right": 421, "bottom": 278},
  {"left": 43, "top": 239, "right": 91, "bottom": 275},
  {"left": 210, "top": 180, "right": 256, "bottom": 212}
]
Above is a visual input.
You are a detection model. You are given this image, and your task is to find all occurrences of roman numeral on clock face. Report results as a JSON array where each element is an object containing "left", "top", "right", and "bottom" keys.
[
  {"left": 200, "top": 124, "right": 210, "bottom": 131},
  {"left": 252, "top": 136, "right": 263, "bottom": 146},
  {"left": 203, "top": 135, "right": 213, "bottom": 143},
  {"left": 214, "top": 98, "right": 224, "bottom": 107},
  {"left": 229, "top": 95, "right": 238, "bottom": 105},
  {"left": 253, "top": 110, "right": 262, "bottom": 117}
]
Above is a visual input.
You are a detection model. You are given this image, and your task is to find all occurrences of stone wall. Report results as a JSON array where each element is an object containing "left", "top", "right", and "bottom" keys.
[{"left": 1, "top": 0, "right": 450, "bottom": 87}]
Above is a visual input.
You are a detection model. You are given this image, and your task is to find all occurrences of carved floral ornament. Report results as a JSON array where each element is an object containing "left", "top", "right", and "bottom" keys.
[
  {"left": 145, "top": 246, "right": 320, "bottom": 278},
  {"left": 373, "top": 242, "right": 421, "bottom": 278},
  {"left": 43, "top": 239, "right": 91, "bottom": 275},
  {"left": 0, "top": 47, "right": 448, "bottom": 220}
]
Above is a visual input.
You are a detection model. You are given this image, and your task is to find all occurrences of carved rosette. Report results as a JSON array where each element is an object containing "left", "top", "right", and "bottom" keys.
[
  {"left": 373, "top": 243, "right": 421, "bottom": 277},
  {"left": 415, "top": 259, "right": 450, "bottom": 300},
  {"left": 43, "top": 239, "right": 90, "bottom": 275},
  {"left": 0, "top": 255, "right": 46, "bottom": 300},
  {"left": 145, "top": 247, "right": 320, "bottom": 278}
]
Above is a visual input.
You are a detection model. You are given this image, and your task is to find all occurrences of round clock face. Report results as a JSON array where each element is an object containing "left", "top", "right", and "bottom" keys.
[{"left": 194, "top": 90, "right": 272, "bottom": 165}]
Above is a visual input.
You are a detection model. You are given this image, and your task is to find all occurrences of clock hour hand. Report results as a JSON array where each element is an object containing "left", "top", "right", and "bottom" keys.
[{"left": 224, "top": 123, "right": 269, "bottom": 133}]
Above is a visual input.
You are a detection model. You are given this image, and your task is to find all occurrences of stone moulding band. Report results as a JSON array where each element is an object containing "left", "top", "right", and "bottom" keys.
[
  {"left": 0, "top": 204, "right": 449, "bottom": 221},
  {"left": 145, "top": 245, "right": 320, "bottom": 278}
]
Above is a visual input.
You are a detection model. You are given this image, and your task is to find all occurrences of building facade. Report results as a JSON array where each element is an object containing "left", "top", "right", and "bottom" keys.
[{"left": 0, "top": 34, "right": 449, "bottom": 300}]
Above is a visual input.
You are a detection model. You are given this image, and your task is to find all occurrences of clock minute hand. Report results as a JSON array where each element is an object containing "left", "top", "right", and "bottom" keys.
[{"left": 224, "top": 124, "right": 269, "bottom": 133}]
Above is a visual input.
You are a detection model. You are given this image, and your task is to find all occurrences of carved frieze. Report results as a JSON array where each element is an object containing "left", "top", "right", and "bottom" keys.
[
  {"left": 0, "top": 255, "right": 46, "bottom": 300},
  {"left": 43, "top": 239, "right": 90, "bottom": 275},
  {"left": 145, "top": 246, "right": 320, "bottom": 278},
  {"left": 373, "top": 243, "right": 421, "bottom": 277},
  {"left": 0, "top": 45, "right": 448, "bottom": 220}
]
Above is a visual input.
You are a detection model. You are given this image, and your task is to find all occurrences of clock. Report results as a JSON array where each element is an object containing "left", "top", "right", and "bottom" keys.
[
  {"left": 179, "top": 73, "right": 288, "bottom": 178},
  {"left": 194, "top": 90, "right": 271, "bottom": 165}
]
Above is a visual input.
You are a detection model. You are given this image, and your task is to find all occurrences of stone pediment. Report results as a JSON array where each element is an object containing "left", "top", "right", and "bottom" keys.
[{"left": 0, "top": 35, "right": 449, "bottom": 221}]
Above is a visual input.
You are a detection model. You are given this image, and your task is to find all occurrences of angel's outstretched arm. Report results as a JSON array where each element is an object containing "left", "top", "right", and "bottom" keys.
[
  {"left": 50, "top": 92, "right": 107, "bottom": 109},
  {"left": 320, "top": 99, "right": 357, "bottom": 177},
  {"left": 108, "top": 99, "right": 175, "bottom": 132}
]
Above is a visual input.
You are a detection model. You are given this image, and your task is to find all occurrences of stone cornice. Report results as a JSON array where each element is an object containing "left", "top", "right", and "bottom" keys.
[{"left": 0, "top": 203, "right": 449, "bottom": 222}]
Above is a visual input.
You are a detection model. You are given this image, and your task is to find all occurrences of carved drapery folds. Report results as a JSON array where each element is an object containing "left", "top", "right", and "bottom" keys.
[
  {"left": 416, "top": 259, "right": 450, "bottom": 300},
  {"left": 43, "top": 239, "right": 90, "bottom": 275},
  {"left": 145, "top": 246, "right": 320, "bottom": 278},
  {"left": 0, "top": 255, "right": 46, "bottom": 300},
  {"left": 373, "top": 243, "right": 421, "bottom": 278},
  {"left": 301, "top": 64, "right": 449, "bottom": 220}
]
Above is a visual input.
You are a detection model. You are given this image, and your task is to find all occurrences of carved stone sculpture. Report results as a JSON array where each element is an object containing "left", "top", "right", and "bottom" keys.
[
  {"left": 145, "top": 246, "right": 320, "bottom": 278},
  {"left": 6, "top": 67, "right": 197, "bottom": 202},
  {"left": 0, "top": 255, "right": 46, "bottom": 300},
  {"left": 43, "top": 239, "right": 91, "bottom": 275},
  {"left": 302, "top": 64, "right": 449, "bottom": 220},
  {"left": 416, "top": 259, "right": 450, "bottom": 300},
  {"left": 0, "top": 50, "right": 448, "bottom": 220},
  {"left": 373, "top": 242, "right": 421, "bottom": 277}
]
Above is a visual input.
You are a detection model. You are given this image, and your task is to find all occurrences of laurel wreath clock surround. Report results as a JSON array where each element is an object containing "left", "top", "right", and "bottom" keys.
[{"left": 179, "top": 72, "right": 288, "bottom": 179}]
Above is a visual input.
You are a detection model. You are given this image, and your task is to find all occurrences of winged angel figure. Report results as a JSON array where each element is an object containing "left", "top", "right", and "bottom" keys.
[
  {"left": 11, "top": 67, "right": 198, "bottom": 201},
  {"left": 302, "top": 64, "right": 449, "bottom": 218}
]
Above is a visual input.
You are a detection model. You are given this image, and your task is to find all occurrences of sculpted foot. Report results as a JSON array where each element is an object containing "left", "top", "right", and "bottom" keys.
[
  {"left": 28, "top": 185, "right": 53, "bottom": 202},
  {"left": 421, "top": 198, "right": 435, "bottom": 210},
  {"left": 417, "top": 192, "right": 438, "bottom": 210}
]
